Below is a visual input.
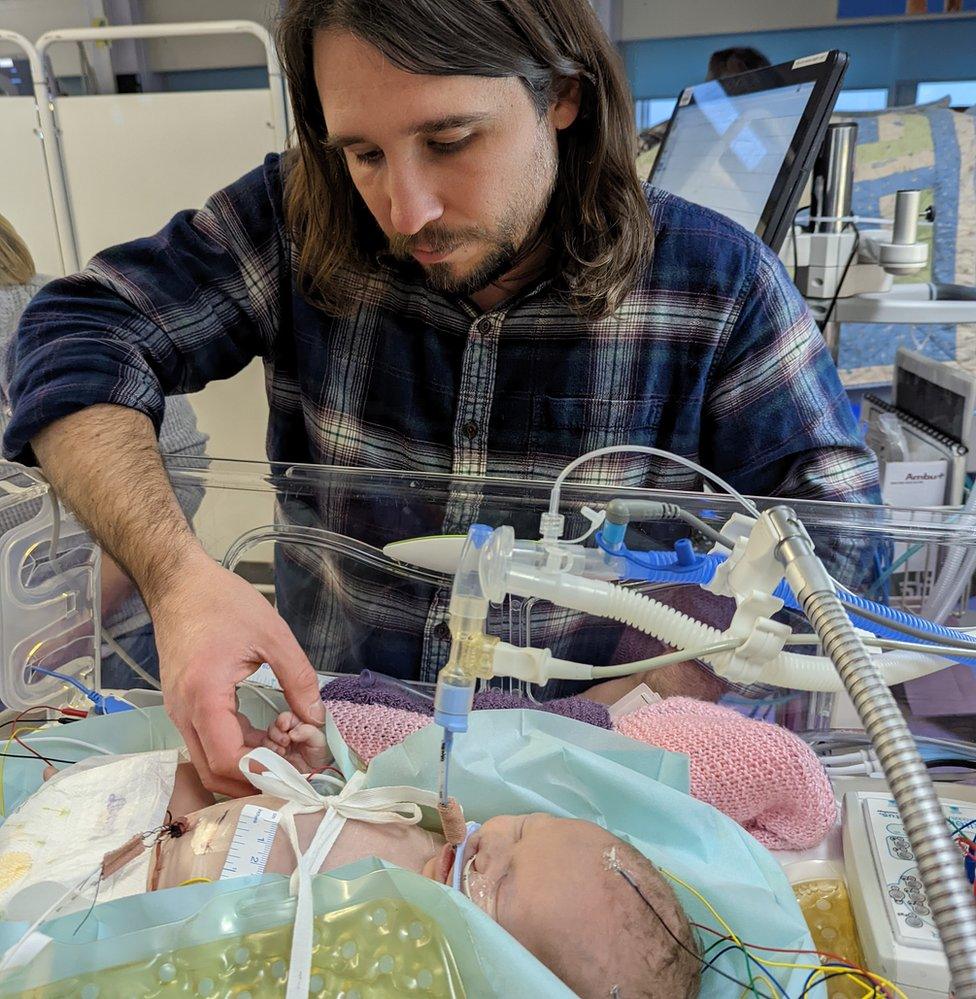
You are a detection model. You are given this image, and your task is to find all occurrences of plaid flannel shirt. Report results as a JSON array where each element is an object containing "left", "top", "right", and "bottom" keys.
[{"left": 3, "top": 153, "right": 879, "bottom": 692}]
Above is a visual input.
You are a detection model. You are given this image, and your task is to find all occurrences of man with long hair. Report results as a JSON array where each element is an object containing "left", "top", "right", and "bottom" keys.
[{"left": 3, "top": 0, "right": 878, "bottom": 794}]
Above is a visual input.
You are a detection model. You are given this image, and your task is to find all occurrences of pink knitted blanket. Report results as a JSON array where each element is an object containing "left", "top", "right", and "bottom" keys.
[
  {"left": 614, "top": 697, "right": 836, "bottom": 849},
  {"left": 324, "top": 694, "right": 835, "bottom": 850}
]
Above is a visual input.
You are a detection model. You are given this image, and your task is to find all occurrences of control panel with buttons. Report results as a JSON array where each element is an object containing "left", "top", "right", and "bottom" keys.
[{"left": 843, "top": 789, "right": 976, "bottom": 997}]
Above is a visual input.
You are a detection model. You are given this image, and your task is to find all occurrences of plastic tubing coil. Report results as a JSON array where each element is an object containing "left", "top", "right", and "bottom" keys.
[
  {"left": 922, "top": 485, "right": 976, "bottom": 623},
  {"left": 777, "top": 584, "right": 976, "bottom": 668},
  {"left": 602, "top": 538, "right": 976, "bottom": 665},
  {"left": 503, "top": 565, "right": 952, "bottom": 691}
]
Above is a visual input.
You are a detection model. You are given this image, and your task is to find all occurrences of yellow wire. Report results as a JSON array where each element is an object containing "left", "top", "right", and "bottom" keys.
[
  {"left": 740, "top": 974, "right": 776, "bottom": 998},
  {"left": 177, "top": 877, "right": 213, "bottom": 887},
  {"left": 661, "top": 867, "right": 743, "bottom": 945},
  {"left": 752, "top": 957, "right": 888, "bottom": 996},
  {"left": 740, "top": 954, "right": 907, "bottom": 999},
  {"left": 661, "top": 867, "right": 909, "bottom": 999},
  {"left": 0, "top": 726, "right": 43, "bottom": 818}
]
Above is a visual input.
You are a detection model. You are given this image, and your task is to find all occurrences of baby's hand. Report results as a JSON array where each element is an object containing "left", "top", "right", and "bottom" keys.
[{"left": 263, "top": 711, "right": 331, "bottom": 772}]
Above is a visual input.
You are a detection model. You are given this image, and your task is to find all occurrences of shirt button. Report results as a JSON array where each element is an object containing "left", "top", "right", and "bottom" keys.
[
  {"left": 433, "top": 621, "right": 451, "bottom": 641},
  {"left": 462, "top": 420, "right": 479, "bottom": 440},
  {"left": 477, "top": 317, "right": 492, "bottom": 334}
]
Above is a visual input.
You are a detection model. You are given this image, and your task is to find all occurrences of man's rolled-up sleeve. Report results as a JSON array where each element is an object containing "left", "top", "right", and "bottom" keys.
[{"left": 2, "top": 156, "right": 285, "bottom": 465}]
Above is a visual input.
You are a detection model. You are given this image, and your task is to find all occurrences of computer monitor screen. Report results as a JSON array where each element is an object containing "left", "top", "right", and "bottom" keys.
[
  {"left": 0, "top": 56, "right": 33, "bottom": 96},
  {"left": 649, "top": 52, "right": 848, "bottom": 252}
]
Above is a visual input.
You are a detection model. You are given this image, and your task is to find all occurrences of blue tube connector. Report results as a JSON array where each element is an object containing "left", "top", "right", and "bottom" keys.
[
  {"left": 601, "top": 520, "right": 627, "bottom": 551},
  {"left": 433, "top": 679, "right": 476, "bottom": 734},
  {"left": 591, "top": 534, "right": 976, "bottom": 665},
  {"left": 674, "top": 538, "right": 697, "bottom": 567},
  {"left": 468, "top": 523, "right": 493, "bottom": 549},
  {"left": 29, "top": 664, "right": 133, "bottom": 714}
]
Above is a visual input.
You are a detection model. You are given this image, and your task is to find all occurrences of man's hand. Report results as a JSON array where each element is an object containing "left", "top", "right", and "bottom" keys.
[
  {"left": 30, "top": 406, "right": 324, "bottom": 795},
  {"left": 150, "top": 549, "right": 325, "bottom": 796}
]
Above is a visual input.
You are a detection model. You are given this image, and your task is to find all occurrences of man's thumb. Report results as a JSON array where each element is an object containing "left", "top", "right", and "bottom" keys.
[{"left": 269, "top": 634, "right": 325, "bottom": 725}]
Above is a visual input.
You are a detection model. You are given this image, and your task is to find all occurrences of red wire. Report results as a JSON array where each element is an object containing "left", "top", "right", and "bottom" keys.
[
  {"left": 13, "top": 704, "right": 69, "bottom": 717},
  {"left": 6, "top": 704, "right": 86, "bottom": 766},
  {"left": 12, "top": 734, "right": 52, "bottom": 765},
  {"left": 692, "top": 921, "right": 890, "bottom": 989}
]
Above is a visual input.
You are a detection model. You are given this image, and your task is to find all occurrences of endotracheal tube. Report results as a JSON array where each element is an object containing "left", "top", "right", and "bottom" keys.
[
  {"left": 430, "top": 442, "right": 976, "bottom": 994},
  {"left": 432, "top": 524, "right": 497, "bottom": 806}
]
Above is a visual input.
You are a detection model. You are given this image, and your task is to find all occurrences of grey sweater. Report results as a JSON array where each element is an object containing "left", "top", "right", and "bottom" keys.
[{"left": 0, "top": 275, "right": 209, "bottom": 634}]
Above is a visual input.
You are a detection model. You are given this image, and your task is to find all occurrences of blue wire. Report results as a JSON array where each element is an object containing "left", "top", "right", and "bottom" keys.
[
  {"left": 869, "top": 479, "right": 975, "bottom": 599},
  {"left": 700, "top": 942, "right": 791, "bottom": 998},
  {"left": 28, "top": 664, "right": 95, "bottom": 698},
  {"left": 27, "top": 665, "right": 131, "bottom": 715},
  {"left": 866, "top": 542, "right": 921, "bottom": 598},
  {"left": 950, "top": 816, "right": 976, "bottom": 839}
]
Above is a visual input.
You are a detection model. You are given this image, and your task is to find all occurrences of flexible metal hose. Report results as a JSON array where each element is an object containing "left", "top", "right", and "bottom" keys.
[{"left": 767, "top": 507, "right": 976, "bottom": 998}]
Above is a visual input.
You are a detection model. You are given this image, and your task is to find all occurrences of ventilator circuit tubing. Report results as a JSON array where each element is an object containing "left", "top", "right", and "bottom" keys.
[
  {"left": 501, "top": 564, "right": 950, "bottom": 691},
  {"left": 922, "top": 484, "right": 976, "bottom": 623},
  {"left": 598, "top": 535, "right": 976, "bottom": 666},
  {"left": 767, "top": 507, "right": 976, "bottom": 999}
]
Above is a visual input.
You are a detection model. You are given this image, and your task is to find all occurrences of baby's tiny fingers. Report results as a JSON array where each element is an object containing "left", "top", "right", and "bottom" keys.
[
  {"left": 275, "top": 710, "right": 301, "bottom": 732},
  {"left": 288, "top": 724, "right": 321, "bottom": 745},
  {"left": 266, "top": 726, "right": 290, "bottom": 747}
]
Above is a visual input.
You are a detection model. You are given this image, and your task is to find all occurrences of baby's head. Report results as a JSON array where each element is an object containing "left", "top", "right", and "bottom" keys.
[{"left": 424, "top": 813, "right": 700, "bottom": 998}]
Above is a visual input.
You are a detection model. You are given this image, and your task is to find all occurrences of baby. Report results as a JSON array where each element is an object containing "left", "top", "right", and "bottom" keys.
[{"left": 150, "top": 711, "right": 702, "bottom": 999}]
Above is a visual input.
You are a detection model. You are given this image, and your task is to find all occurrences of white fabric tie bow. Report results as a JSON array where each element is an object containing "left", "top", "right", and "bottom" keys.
[{"left": 239, "top": 747, "right": 440, "bottom": 998}]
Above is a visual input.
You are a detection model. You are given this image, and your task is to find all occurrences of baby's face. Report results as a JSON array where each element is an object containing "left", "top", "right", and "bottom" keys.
[{"left": 424, "top": 813, "right": 640, "bottom": 996}]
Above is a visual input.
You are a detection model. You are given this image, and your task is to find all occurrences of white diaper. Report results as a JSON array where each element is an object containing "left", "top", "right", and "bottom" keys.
[{"left": 0, "top": 748, "right": 179, "bottom": 920}]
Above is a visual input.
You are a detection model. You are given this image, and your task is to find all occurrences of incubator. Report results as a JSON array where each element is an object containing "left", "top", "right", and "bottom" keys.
[{"left": 1, "top": 454, "right": 976, "bottom": 997}]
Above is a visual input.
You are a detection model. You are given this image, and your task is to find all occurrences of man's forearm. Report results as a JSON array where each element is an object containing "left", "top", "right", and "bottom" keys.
[{"left": 33, "top": 403, "right": 206, "bottom": 610}]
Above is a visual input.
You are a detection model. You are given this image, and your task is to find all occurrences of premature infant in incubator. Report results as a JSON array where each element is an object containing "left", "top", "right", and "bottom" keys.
[
  {"left": 153, "top": 711, "right": 701, "bottom": 999},
  {"left": 0, "top": 710, "right": 700, "bottom": 999}
]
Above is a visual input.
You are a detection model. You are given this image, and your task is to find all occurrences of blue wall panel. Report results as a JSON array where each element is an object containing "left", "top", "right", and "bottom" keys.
[{"left": 622, "top": 17, "right": 976, "bottom": 99}]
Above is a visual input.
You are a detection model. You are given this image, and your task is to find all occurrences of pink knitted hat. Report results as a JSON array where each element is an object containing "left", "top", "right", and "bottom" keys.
[{"left": 614, "top": 697, "right": 836, "bottom": 850}]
